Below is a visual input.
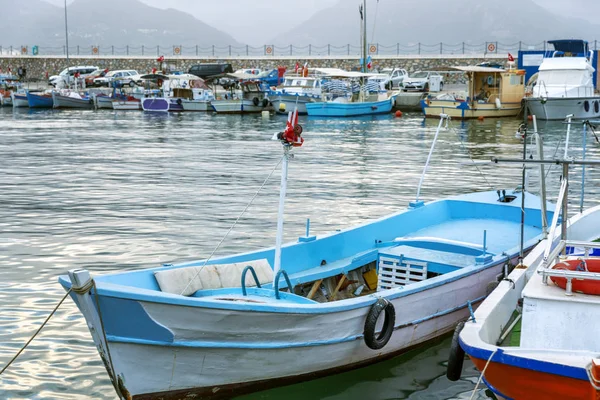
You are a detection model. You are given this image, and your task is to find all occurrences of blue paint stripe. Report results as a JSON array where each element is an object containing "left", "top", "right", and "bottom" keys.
[
  {"left": 459, "top": 336, "right": 589, "bottom": 381},
  {"left": 482, "top": 376, "right": 514, "bottom": 400},
  {"left": 106, "top": 334, "right": 363, "bottom": 349}
]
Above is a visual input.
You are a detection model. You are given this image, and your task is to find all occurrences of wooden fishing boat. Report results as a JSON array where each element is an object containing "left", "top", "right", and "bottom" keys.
[
  {"left": 112, "top": 98, "right": 141, "bottom": 110},
  {"left": 211, "top": 81, "right": 271, "bottom": 114},
  {"left": 52, "top": 91, "right": 94, "bottom": 109},
  {"left": 27, "top": 92, "right": 54, "bottom": 108},
  {"left": 59, "top": 114, "right": 553, "bottom": 400},
  {"left": 422, "top": 65, "right": 526, "bottom": 119},
  {"left": 11, "top": 91, "right": 29, "bottom": 108}
]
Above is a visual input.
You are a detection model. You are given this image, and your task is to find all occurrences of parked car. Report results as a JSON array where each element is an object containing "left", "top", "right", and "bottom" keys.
[
  {"left": 48, "top": 65, "right": 99, "bottom": 87},
  {"left": 188, "top": 63, "right": 233, "bottom": 80},
  {"left": 403, "top": 71, "right": 444, "bottom": 92},
  {"left": 94, "top": 70, "right": 140, "bottom": 87},
  {"left": 380, "top": 68, "right": 409, "bottom": 89},
  {"left": 85, "top": 69, "right": 109, "bottom": 87}
]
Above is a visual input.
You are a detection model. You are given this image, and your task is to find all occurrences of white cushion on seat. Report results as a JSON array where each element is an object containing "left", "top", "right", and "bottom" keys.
[{"left": 154, "top": 259, "right": 273, "bottom": 296}]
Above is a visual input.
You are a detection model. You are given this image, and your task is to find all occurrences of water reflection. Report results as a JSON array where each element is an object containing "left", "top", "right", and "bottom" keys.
[{"left": 0, "top": 108, "right": 599, "bottom": 399}]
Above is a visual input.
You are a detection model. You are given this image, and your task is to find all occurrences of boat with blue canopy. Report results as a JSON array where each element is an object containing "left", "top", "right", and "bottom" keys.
[{"left": 58, "top": 113, "right": 554, "bottom": 400}]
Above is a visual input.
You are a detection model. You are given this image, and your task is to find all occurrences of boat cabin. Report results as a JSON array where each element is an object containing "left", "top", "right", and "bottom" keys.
[{"left": 460, "top": 66, "right": 526, "bottom": 106}]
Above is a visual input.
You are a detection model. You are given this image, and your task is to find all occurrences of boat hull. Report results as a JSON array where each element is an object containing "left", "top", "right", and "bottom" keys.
[
  {"left": 211, "top": 99, "right": 269, "bottom": 114},
  {"left": 26, "top": 92, "right": 54, "bottom": 108},
  {"left": 394, "top": 92, "right": 427, "bottom": 111},
  {"left": 0, "top": 94, "right": 13, "bottom": 106},
  {"left": 11, "top": 93, "right": 29, "bottom": 108},
  {"left": 467, "top": 355, "right": 593, "bottom": 400},
  {"left": 271, "top": 95, "right": 316, "bottom": 115},
  {"left": 95, "top": 95, "right": 114, "bottom": 109},
  {"left": 112, "top": 100, "right": 141, "bottom": 110},
  {"left": 82, "top": 260, "right": 506, "bottom": 399},
  {"left": 527, "top": 97, "right": 600, "bottom": 120},
  {"left": 422, "top": 100, "right": 522, "bottom": 119},
  {"left": 142, "top": 98, "right": 183, "bottom": 112},
  {"left": 181, "top": 99, "right": 212, "bottom": 112},
  {"left": 306, "top": 98, "right": 394, "bottom": 117},
  {"left": 52, "top": 93, "right": 94, "bottom": 109}
]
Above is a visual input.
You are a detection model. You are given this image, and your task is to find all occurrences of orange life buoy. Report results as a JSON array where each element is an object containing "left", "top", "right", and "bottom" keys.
[
  {"left": 550, "top": 258, "right": 600, "bottom": 295},
  {"left": 487, "top": 43, "right": 496, "bottom": 52},
  {"left": 266, "top": 46, "right": 273, "bottom": 55},
  {"left": 92, "top": 47, "right": 99, "bottom": 55}
]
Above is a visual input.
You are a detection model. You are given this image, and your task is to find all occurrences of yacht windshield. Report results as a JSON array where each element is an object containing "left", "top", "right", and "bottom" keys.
[{"left": 538, "top": 70, "right": 587, "bottom": 86}]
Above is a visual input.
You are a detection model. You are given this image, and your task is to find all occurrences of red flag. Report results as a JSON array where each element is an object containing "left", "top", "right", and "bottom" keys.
[
  {"left": 508, "top": 53, "right": 515, "bottom": 62},
  {"left": 294, "top": 62, "right": 299, "bottom": 73},
  {"left": 157, "top": 55, "right": 165, "bottom": 62},
  {"left": 152, "top": 67, "right": 157, "bottom": 74}
]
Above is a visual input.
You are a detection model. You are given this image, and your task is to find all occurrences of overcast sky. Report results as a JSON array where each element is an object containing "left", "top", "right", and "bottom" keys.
[{"left": 43, "top": 0, "right": 339, "bottom": 45}]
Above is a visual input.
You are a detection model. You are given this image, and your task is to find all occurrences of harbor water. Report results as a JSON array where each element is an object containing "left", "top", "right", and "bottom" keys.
[{"left": 1, "top": 108, "right": 599, "bottom": 399}]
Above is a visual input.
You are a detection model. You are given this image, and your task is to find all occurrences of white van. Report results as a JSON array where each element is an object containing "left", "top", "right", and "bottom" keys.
[{"left": 48, "top": 66, "right": 99, "bottom": 87}]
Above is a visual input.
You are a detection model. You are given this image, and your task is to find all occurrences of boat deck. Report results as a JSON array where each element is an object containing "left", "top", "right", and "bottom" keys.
[{"left": 408, "top": 218, "right": 541, "bottom": 255}]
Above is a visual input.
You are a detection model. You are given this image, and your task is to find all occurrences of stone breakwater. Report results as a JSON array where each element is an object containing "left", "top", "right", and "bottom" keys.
[{"left": 0, "top": 55, "right": 505, "bottom": 85}]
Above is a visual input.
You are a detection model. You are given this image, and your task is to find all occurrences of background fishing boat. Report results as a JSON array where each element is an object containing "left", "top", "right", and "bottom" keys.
[
  {"left": 52, "top": 91, "right": 94, "bottom": 109},
  {"left": 11, "top": 90, "right": 29, "bottom": 108},
  {"left": 422, "top": 64, "right": 526, "bottom": 119},
  {"left": 211, "top": 80, "right": 271, "bottom": 114},
  {"left": 112, "top": 97, "right": 141, "bottom": 110},
  {"left": 26, "top": 91, "right": 54, "bottom": 108}
]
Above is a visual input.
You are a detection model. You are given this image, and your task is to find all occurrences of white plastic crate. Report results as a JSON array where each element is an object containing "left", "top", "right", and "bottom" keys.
[{"left": 377, "top": 255, "right": 428, "bottom": 291}]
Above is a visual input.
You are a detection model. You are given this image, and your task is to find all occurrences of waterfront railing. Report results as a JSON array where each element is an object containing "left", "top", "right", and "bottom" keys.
[{"left": 1, "top": 41, "right": 599, "bottom": 57}]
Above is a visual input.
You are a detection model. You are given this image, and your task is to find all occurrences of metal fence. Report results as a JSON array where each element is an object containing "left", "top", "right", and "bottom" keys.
[{"left": 1, "top": 41, "right": 600, "bottom": 57}]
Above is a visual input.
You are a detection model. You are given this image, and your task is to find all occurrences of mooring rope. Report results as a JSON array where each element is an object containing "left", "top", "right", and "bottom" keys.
[
  {"left": 179, "top": 155, "right": 284, "bottom": 295},
  {"left": 0, "top": 288, "right": 73, "bottom": 375},
  {"left": 469, "top": 348, "right": 498, "bottom": 400}
]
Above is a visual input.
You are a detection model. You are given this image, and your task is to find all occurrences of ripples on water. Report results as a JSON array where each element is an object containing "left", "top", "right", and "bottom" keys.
[{"left": 1, "top": 108, "right": 599, "bottom": 399}]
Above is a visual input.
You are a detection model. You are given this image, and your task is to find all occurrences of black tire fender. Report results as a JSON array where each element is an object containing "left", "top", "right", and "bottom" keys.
[
  {"left": 446, "top": 321, "right": 466, "bottom": 381},
  {"left": 252, "top": 97, "right": 260, "bottom": 106},
  {"left": 364, "top": 298, "right": 395, "bottom": 350},
  {"left": 262, "top": 98, "right": 269, "bottom": 108}
]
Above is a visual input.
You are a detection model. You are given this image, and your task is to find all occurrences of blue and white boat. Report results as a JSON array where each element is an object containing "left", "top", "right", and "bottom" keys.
[
  {"left": 305, "top": 71, "right": 395, "bottom": 117},
  {"left": 269, "top": 75, "right": 322, "bottom": 114},
  {"left": 59, "top": 115, "right": 553, "bottom": 400},
  {"left": 26, "top": 91, "right": 54, "bottom": 108},
  {"left": 11, "top": 90, "right": 29, "bottom": 108}
]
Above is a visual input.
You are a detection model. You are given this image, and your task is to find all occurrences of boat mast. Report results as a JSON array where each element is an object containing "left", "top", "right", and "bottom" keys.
[
  {"left": 64, "top": 0, "right": 70, "bottom": 81},
  {"left": 362, "top": 0, "right": 367, "bottom": 74}
]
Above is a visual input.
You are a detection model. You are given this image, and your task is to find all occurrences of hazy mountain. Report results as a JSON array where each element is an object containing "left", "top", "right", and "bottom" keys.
[
  {"left": 532, "top": 0, "right": 600, "bottom": 25},
  {"left": 273, "top": 0, "right": 600, "bottom": 47},
  {"left": 1, "top": 0, "right": 240, "bottom": 48}
]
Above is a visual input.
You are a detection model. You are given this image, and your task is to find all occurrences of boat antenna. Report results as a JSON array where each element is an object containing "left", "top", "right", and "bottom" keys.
[{"left": 411, "top": 114, "right": 449, "bottom": 208}]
